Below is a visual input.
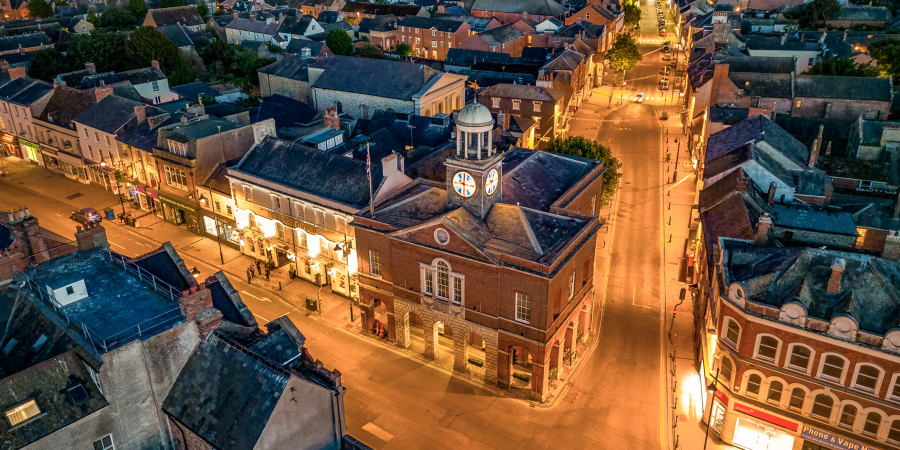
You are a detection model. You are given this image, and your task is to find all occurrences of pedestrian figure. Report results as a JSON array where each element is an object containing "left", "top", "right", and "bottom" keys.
[
  {"left": 249, "top": 264, "right": 255, "bottom": 277},
  {"left": 265, "top": 267, "right": 271, "bottom": 281},
  {"left": 255, "top": 259, "right": 261, "bottom": 274},
  {"left": 246, "top": 268, "right": 252, "bottom": 284}
]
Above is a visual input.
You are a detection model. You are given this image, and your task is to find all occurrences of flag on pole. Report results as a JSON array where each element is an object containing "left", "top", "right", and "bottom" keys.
[{"left": 366, "top": 145, "right": 371, "bottom": 180}]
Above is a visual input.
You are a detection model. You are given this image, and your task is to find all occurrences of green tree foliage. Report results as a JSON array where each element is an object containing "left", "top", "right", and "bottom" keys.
[
  {"left": 26, "top": 0, "right": 53, "bottom": 19},
  {"left": 29, "top": 49, "right": 70, "bottom": 82},
  {"left": 67, "top": 30, "right": 129, "bottom": 72},
  {"left": 127, "top": 0, "right": 149, "bottom": 19},
  {"left": 623, "top": 2, "right": 641, "bottom": 27},
  {"left": 196, "top": 1, "right": 210, "bottom": 20},
  {"left": 167, "top": 54, "right": 197, "bottom": 86},
  {"left": 100, "top": 5, "right": 136, "bottom": 29},
  {"left": 86, "top": 9, "right": 101, "bottom": 28},
  {"left": 125, "top": 26, "right": 181, "bottom": 73},
  {"left": 159, "top": 0, "right": 186, "bottom": 6},
  {"left": 606, "top": 34, "right": 642, "bottom": 73},
  {"left": 798, "top": 0, "right": 841, "bottom": 28},
  {"left": 868, "top": 39, "right": 900, "bottom": 80},
  {"left": 325, "top": 29, "right": 353, "bottom": 56},
  {"left": 806, "top": 56, "right": 879, "bottom": 77},
  {"left": 194, "top": 38, "right": 273, "bottom": 87},
  {"left": 544, "top": 136, "right": 622, "bottom": 207},
  {"left": 394, "top": 42, "right": 412, "bottom": 56},
  {"left": 358, "top": 43, "right": 384, "bottom": 59}
]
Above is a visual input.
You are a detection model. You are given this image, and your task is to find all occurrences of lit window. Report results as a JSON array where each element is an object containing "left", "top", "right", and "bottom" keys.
[
  {"left": 163, "top": 166, "right": 187, "bottom": 190},
  {"left": 453, "top": 277, "right": 462, "bottom": 304},
  {"left": 533, "top": 101, "right": 541, "bottom": 112},
  {"left": 424, "top": 267, "right": 433, "bottom": 294},
  {"left": 314, "top": 209, "right": 325, "bottom": 226},
  {"left": 248, "top": 213, "right": 256, "bottom": 230},
  {"left": 369, "top": 250, "right": 382, "bottom": 276},
  {"left": 839, "top": 404, "right": 857, "bottom": 428},
  {"left": 766, "top": 381, "right": 783, "bottom": 404},
  {"left": 796, "top": 100, "right": 802, "bottom": 108},
  {"left": 432, "top": 29, "right": 436, "bottom": 36},
  {"left": 5, "top": 399, "right": 40, "bottom": 426},
  {"left": 335, "top": 217, "right": 347, "bottom": 233},
  {"left": 432, "top": 40, "right": 437, "bottom": 47},
  {"left": 745, "top": 374, "right": 761, "bottom": 397},
  {"left": 515, "top": 292, "right": 531, "bottom": 324},
  {"left": 275, "top": 222, "right": 284, "bottom": 239},
  {"left": 512, "top": 99, "right": 521, "bottom": 110},
  {"left": 811, "top": 394, "right": 833, "bottom": 419},
  {"left": 492, "top": 97, "right": 500, "bottom": 108},
  {"left": 93, "top": 435, "right": 115, "bottom": 450},
  {"left": 437, "top": 261, "right": 449, "bottom": 299}
]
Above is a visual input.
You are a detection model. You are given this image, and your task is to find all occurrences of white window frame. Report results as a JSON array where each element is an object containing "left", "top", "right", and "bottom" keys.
[
  {"left": 722, "top": 316, "right": 741, "bottom": 348},
  {"left": 784, "top": 343, "right": 815, "bottom": 374},
  {"left": 862, "top": 411, "right": 883, "bottom": 437},
  {"left": 314, "top": 209, "right": 325, "bottom": 226},
  {"left": 515, "top": 292, "right": 531, "bottom": 324},
  {"left": 93, "top": 434, "right": 115, "bottom": 450},
  {"left": 275, "top": 222, "right": 285, "bottom": 239},
  {"left": 420, "top": 258, "right": 464, "bottom": 305},
  {"left": 369, "top": 249, "right": 382, "bottom": 276},
  {"left": 765, "top": 380, "right": 784, "bottom": 405},
  {"left": 885, "top": 373, "right": 900, "bottom": 402},
  {"left": 492, "top": 97, "right": 500, "bottom": 108},
  {"left": 512, "top": 99, "right": 521, "bottom": 110},
  {"left": 568, "top": 272, "right": 575, "bottom": 299},
  {"left": 816, "top": 352, "right": 850, "bottom": 384},
  {"left": 810, "top": 393, "right": 835, "bottom": 421},
  {"left": 271, "top": 195, "right": 281, "bottom": 212},
  {"left": 163, "top": 166, "right": 187, "bottom": 190},
  {"left": 533, "top": 101, "right": 541, "bottom": 112},
  {"left": 850, "top": 363, "right": 884, "bottom": 394},
  {"left": 838, "top": 403, "right": 858, "bottom": 429},
  {"left": 293, "top": 201, "right": 305, "bottom": 220},
  {"left": 752, "top": 333, "right": 782, "bottom": 364},
  {"left": 335, "top": 216, "right": 347, "bottom": 233}
]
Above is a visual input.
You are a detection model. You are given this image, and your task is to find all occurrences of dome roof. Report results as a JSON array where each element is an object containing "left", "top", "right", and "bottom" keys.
[{"left": 456, "top": 102, "right": 494, "bottom": 127}]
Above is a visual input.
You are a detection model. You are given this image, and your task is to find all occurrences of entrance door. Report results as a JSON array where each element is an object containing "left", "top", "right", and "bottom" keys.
[
  {"left": 274, "top": 248, "right": 290, "bottom": 267},
  {"left": 174, "top": 207, "right": 185, "bottom": 225},
  {"left": 330, "top": 269, "right": 348, "bottom": 296}
]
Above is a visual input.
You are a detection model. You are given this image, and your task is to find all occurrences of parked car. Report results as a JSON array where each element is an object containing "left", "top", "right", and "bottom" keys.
[
  {"left": 662, "top": 54, "right": 672, "bottom": 61},
  {"left": 633, "top": 92, "right": 645, "bottom": 103},
  {"left": 660, "top": 29, "right": 667, "bottom": 36},
  {"left": 70, "top": 208, "right": 102, "bottom": 225}
]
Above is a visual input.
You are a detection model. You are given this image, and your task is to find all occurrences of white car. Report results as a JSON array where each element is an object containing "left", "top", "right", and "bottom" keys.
[{"left": 633, "top": 93, "right": 645, "bottom": 103}]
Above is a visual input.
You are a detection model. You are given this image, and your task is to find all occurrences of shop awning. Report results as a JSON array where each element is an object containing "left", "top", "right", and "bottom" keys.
[{"left": 54, "top": 151, "right": 84, "bottom": 166}]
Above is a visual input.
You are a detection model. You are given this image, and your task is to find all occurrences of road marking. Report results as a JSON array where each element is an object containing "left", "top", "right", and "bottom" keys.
[
  {"left": 253, "top": 312, "right": 269, "bottom": 322},
  {"left": 241, "top": 290, "right": 272, "bottom": 302},
  {"left": 109, "top": 241, "right": 125, "bottom": 249},
  {"left": 362, "top": 422, "right": 394, "bottom": 442},
  {"left": 632, "top": 285, "right": 650, "bottom": 308}
]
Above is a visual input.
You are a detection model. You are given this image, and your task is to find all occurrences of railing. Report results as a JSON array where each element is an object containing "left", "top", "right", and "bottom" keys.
[{"left": 108, "top": 249, "right": 183, "bottom": 303}]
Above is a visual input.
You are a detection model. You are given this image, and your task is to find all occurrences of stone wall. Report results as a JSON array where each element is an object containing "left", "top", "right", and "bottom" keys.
[
  {"left": 259, "top": 73, "right": 311, "bottom": 103},
  {"left": 311, "top": 89, "right": 414, "bottom": 120}
]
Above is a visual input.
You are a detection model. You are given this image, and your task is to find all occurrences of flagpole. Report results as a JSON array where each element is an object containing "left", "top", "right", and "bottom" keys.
[{"left": 367, "top": 142, "right": 375, "bottom": 217}]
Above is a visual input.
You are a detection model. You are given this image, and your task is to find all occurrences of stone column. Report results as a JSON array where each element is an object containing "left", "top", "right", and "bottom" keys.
[
  {"left": 423, "top": 317, "right": 438, "bottom": 359},
  {"left": 453, "top": 333, "right": 469, "bottom": 372},
  {"left": 395, "top": 309, "right": 411, "bottom": 348},
  {"left": 579, "top": 308, "right": 590, "bottom": 343},
  {"left": 533, "top": 360, "right": 548, "bottom": 402},
  {"left": 548, "top": 342, "right": 560, "bottom": 379},
  {"left": 456, "top": 128, "right": 461, "bottom": 156},
  {"left": 487, "top": 130, "right": 493, "bottom": 155},
  {"left": 564, "top": 324, "right": 575, "bottom": 354},
  {"left": 463, "top": 130, "right": 469, "bottom": 158},
  {"left": 477, "top": 132, "right": 482, "bottom": 159},
  {"left": 484, "top": 335, "right": 499, "bottom": 384},
  {"left": 497, "top": 348, "right": 511, "bottom": 387},
  {"left": 360, "top": 300, "right": 376, "bottom": 334}
]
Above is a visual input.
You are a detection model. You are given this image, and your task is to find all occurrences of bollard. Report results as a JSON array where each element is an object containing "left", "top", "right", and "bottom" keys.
[
  {"left": 668, "top": 202, "right": 671, "bottom": 210},
  {"left": 669, "top": 234, "right": 672, "bottom": 242},
  {"left": 279, "top": 281, "right": 282, "bottom": 290},
  {"left": 668, "top": 217, "right": 672, "bottom": 225}
]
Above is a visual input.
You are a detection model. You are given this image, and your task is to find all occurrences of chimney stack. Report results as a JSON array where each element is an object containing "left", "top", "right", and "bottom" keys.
[
  {"left": 755, "top": 212, "right": 772, "bottom": 245},
  {"left": 767, "top": 181, "right": 777, "bottom": 205},
  {"left": 883, "top": 232, "right": 900, "bottom": 261},
  {"left": 151, "top": 60, "right": 160, "bottom": 70},
  {"left": 324, "top": 105, "right": 340, "bottom": 130},
  {"left": 85, "top": 62, "right": 96, "bottom": 74},
  {"left": 825, "top": 140, "right": 832, "bottom": 155},
  {"left": 74, "top": 223, "right": 108, "bottom": 252},
  {"left": 735, "top": 171, "right": 747, "bottom": 193},
  {"left": 843, "top": 30, "right": 848, "bottom": 41},
  {"left": 781, "top": 33, "right": 787, "bottom": 45},
  {"left": 827, "top": 257, "right": 845, "bottom": 293}
]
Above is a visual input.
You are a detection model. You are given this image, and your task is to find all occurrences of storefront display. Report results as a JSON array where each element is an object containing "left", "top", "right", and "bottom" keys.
[
  {"left": 203, "top": 216, "right": 239, "bottom": 246},
  {"left": 159, "top": 194, "right": 201, "bottom": 235},
  {"left": 733, "top": 417, "right": 795, "bottom": 450},
  {"left": 19, "top": 140, "right": 40, "bottom": 164},
  {"left": 801, "top": 425, "right": 879, "bottom": 450},
  {"left": 711, "top": 396, "right": 726, "bottom": 435}
]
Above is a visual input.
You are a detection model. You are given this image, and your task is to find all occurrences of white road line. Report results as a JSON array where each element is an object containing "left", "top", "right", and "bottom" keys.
[
  {"left": 253, "top": 313, "right": 269, "bottom": 322},
  {"left": 109, "top": 241, "right": 125, "bottom": 249},
  {"left": 241, "top": 290, "right": 272, "bottom": 302},
  {"left": 362, "top": 422, "right": 394, "bottom": 442},
  {"left": 632, "top": 285, "right": 650, "bottom": 308}
]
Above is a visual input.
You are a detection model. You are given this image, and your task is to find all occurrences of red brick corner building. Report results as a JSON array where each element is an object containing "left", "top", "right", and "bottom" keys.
[{"left": 352, "top": 103, "right": 605, "bottom": 401}]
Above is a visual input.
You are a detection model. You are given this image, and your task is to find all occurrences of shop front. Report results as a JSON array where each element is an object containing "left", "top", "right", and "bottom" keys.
[
  {"left": 159, "top": 193, "right": 201, "bottom": 235},
  {"left": 19, "top": 139, "right": 41, "bottom": 166},
  {"left": 202, "top": 213, "right": 240, "bottom": 247},
  {"left": 0, "top": 131, "right": 19, "bottom": 158},
  {"left": 722, "top": 402, "right": 799, "bottom": 450},
  {"left": 800, "top": 425, "right": 879, "bottom": 450}
]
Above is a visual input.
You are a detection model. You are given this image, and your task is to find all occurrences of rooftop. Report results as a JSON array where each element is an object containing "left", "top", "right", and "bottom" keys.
[
  {"left": 471, "top": 0, "right": 568, "bottom": 16},
  {"left": 309, "top": 55, "right": 440, "bottom": 101}
]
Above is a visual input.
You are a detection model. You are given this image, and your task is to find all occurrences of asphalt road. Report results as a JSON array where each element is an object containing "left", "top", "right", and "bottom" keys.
[{"left": 0, "top": 4, "right": 677, "bottom": 446}]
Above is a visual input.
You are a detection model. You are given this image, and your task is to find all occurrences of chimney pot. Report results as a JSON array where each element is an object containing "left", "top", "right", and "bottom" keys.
[
  {"left": 151, "top": 60, "right": 160, "bottom": 70},
  {"left": 767, "top": 182, "right": 777, "bottom": 205},
  {"left": 781, "top": 34, "right": 787, "bottom": 45},
  {"left": 755, "top": 212, "right": 772, "bottom": 245},
  {"left": 827, "top": 257, "right": 845, "bottom": 293}
]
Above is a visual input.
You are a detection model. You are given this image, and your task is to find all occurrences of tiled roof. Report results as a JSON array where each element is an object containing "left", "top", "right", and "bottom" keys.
[
  {"left": 257, "top": 53, "right": 316, "bottom": 81},
  {"left": 233, "top": 136, "right": 384, "bottom": 208},
  {"left": 309, "top": 55, "right": 440, "bottom": 101},
  {"left": 477, "top": 23, "right": 524, "bottom": 46},
  {"left": 471, "top": 0, "right": 568, "bottom": 15},
  {"left": 74, "top": 95, "right": 143, "bottom": 134},
  {"left": 146, "top": 6, "right": 206, "bottom": 27},
  {"left": 398, "top": 15, "right": 466, "bottom": 32},
  {"left": 481, "top": 83, "right": 562, "bottom": 101},
  {"left": 794, "top": 75, "right": 892, "bottom": 102},
  {"left": 39, "top": 86, "right": 97, "bottom": 129},
  {"left": 358, "top": 15, "right": 398, "bottom": 33},
  {"left": 433, "top": 13, "right": 498, "bottom": 31}
]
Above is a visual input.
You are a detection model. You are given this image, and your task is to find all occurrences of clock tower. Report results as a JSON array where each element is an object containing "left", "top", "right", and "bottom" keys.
[{"left": 446, "top": 103, "right": 502, "bottom": 220}]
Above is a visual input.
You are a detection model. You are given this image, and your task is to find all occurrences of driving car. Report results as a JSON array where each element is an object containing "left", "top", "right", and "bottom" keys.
[
  {"left": 660, "top": 29, "right": 667, "bottom": 36},
  {"left": 662, "top": 54, "right": 672, "bottom": 61},
  {"left": 633, "top": 93, "right": 645, "bottom": 103},
  {"left": 70, "top": 208, "right": 102, "bottom": 225}
]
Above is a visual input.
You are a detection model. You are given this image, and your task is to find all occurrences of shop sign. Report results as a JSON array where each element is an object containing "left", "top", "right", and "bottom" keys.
[
  {"left": 136, "top": 186, "right": 145, "bottom": 193},
  {"left": 733, "top": 403, "right": 798, "bottom": 432},
  {"left": 801, "top": 425, "right": 878, "bottom": 450},
  {"left": 279, "top": 215, "right": 318, "bottom": 235},
  {"left": 159, "top": 194, "right": 198, "bottom": 213},
  {"left": 108, "top": 172, "right": 119, "bottom": 194},
  {"left": 714, "top": 389, "right": 729, "bottom": 405}
]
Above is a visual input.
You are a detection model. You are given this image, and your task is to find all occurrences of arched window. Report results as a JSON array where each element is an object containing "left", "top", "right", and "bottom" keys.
[
  {"left": 766, "top": 381, "right": 783, "bottom": 404},
  {"left": 755, "top": 335, "right": 780, "bottom": 361},
  {"left": 819, "top": 354, "right": 848, "bottom": 382},
  {"left": 788, "top": 388, "right": 805, "bottom": 410},
  {"left": 249, "top": 213, "right": 256, "bottom": 230},
  {"left": 724, "top": 318, "right": 741, "bottom": 346},
  {"left": 787, "top": 344, "right": 813, "bottom": 372},
  {"left": 811, "top": 394, "right": 834, "bottom": 420},
  {"left": 852, "top": 364, "right": 883, "bottom": 392},
  {"left": 746, "top": 374, "right": 762, "bottom": 397},
  {"left": 863, "top": 412, "right": 882, "bottom": 436},
  {"left": 336, "top": 101, "right": 343, "bottom": 113},
  {"left": 719, "top": 356, "right": 733, "bottom": 384},
  {"left": 839, "top": 404, "right": 857, "bottom": 428},
  {"left": 436, "top": 261, "right": 449, "bottom": 299},
  {"left": 888, "top": 419, "right": 900, "bottom": 443}
]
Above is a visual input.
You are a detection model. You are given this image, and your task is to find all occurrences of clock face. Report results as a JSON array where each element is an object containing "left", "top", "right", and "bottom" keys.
[
  {"left": 453, "top": 171, "right": 476, "bottom": 198},
  {"left": 485, "top": 169, "right": 499, "bottom": 196}
]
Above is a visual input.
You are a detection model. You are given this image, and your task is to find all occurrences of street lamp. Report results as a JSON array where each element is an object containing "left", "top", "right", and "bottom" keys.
[
  {"left": 190, "top": 267, "right": 200, "bottom": 278},
  {"left": 703, "top": 367, "right": 721, "bottom": 450},
  {"left": 199, "top": 193, "right": 226, "bottom": 265}
]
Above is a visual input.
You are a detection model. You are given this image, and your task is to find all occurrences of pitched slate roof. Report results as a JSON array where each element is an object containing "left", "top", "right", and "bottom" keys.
[
  {"left": 471, "top": 0, "right": 568, "bottom": 15},
  {"left": 340, "top": 2, "right": 426, "bottom": 16},
  {"left": 8, "top": 81, "right": 52, "bottom": 106},
  {"left": 257, "top": 53, "right": 316, "bottom": 81},
  {"left": 145, "top": 6, "right": 206, "bottom": 27},
  {"left": 39, "top": 86, "right": 97, "bottom": 128},
  {"left": 118, "top": 66, "right": 168, "bottom": 85},
  {"left": 838, "top": 6, "right": 891, "bottom": 21},
  {"left": 481, "top": 83, "right": 562, "bottom": 101},
  {"left": 74, "top": 95, "right": 143, "bottom": 134},
  {"left": 445, "top": 48, "right": 513, "bottom": 66},
  {"left": 743, "top": 35, "right": 820, "bottom": 52},
  {"left": 156, "top": 23, "right": 211, "bottom": 48},
  {"left": 277, "top": 15, "right": 318, "bottom": 35},
  {"left": 171, "top": 81, "right": 221, "bottom": 101},
  {"left": 708, "top": 107, "right": 750, "bottom": 125},
  {"left": 0, "top": 32, "right": 51, "bottom": 52},
  {"left": 728, "top": 72, "right": 793, "bottom": 98},
  {"left": 433, "top": 13, "right": 498, "bottom": 31},
  {"left": 358, "top": 14, "right": 399, "bottom": 33},
  {"left": 477, "top": 23, "right": 524, "bottom": 46},
  {"left": 254, "top": 94, "right": 318, "bottom": 127},
  {"left": 226, "top": 17, "right": 281, "bottom": 35},
  {"left": 309, "top": 55, "right": 440, "bottom": 101},
  {"left": 284, "top": 37, "right": 324, "bottom": 55},
  {"left": 501, "top": 149, "right": 601, "bottom": 211},
  {"left": 706, "top": 115, "right": 807, "bottom": 163},
  {"left": 398, "top": 15, "right": 466, "bottom": 32},
  {"left": 232, "top": 136, "right": 384, "bottom": 208},
  {"left": 162, "top": 333, "right": 288, "bottom": 450},
  {"left": 794, "top": 75, "right": 893, "bottom": 102}
]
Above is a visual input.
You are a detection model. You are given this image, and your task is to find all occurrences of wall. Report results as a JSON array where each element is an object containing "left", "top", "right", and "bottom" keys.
[
  {"left": 746, "top": 49, "right": 819, "bottom": 73},
  {"left": 311, "top": 89, "right": 414, "bottom": 119},
  {"left": 259, "top": 74, "right": 311, "bottom": 103},
  {"left": 252, "top": 376, "right": 342, "bottom": 450},
  {"left": 416, "top": 73, "right": 467, "bottom": 116},
  {"left": 791, "top": 97, "right": 890, "bottom": 122},
  {"left": 479, "top": 94, "right": 560, "bottom": 137},
  {"left": 133, "top": 79, "right": 178, "bottom": 105}
]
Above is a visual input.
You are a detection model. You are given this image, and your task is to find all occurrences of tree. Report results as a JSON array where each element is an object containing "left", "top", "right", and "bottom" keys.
[
  {"left": 67, "top": 30, "right": 130, "bottom": 72},
  {"left": 544, "top": 136, "right": 622, "bottom": 207},
  {"left": 26, "top": 0, "right": 53, "bottom": 18},
  {"left": 86, "top": 8, "right": 101, "bottom": 28},
  {"left": 869, "top": 39, "right": 900, "bottom": 80},
  {"left": 100, "top": 5, "right": 136, "bottom": 29},
  {"left": 127, "top": 0, "right": 148, "bottom": 19},
  {"left": 799, "top": 0, "right": 841, "bottom": 28},
  {"left": 325, "top": 29, "right": 353, "bottom": 56},
  {"left": 623, "top": 3, "right": 641, "bottom": 28},
  {"left": 29, "top": 49, "right": 70, "bottom": 82},
  {"left": 606, "top": 34, "right": 642, "bottom": 73},
  {"left": 196, "top": 0, "right": 209, "bottom": 21},
  {"left": 159, "top": 0, "right": 186, "bottom": 7},
  {"left": 395, "top": 43, "right": 412, "bottom": 56},
  {"left": 806, "top": 56, "right": 879, "bottom": 77},
  {"left": 167, "top": 54, "right": 197, "bottom": 86},
  {"left": 125, "top": 26, "right": 181, "bottom": 73},
  {"left": 358, "top": 43, "right": 384, "bottom": 59}
]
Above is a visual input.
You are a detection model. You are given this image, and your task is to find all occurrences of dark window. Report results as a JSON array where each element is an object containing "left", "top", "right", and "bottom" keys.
[
  {"left": 767, "top": 381, "right": 783, "bottom": 404},
  {"left": 788, "top": 388, "right": 805, "bottom": 410},
  {"left": 811, "top": 394, "right": 833, "bottom": 419},
  {"left": 746, "top": 374, "right": 762, "bottom": 396}
]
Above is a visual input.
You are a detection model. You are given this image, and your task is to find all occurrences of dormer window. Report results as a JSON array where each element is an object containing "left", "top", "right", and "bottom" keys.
[
  {"left": 168, "top": 140, "right": 187, "bottom": 157},
  {"left": 5, "top": 399, "right": 41, "bottom": 427}
]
